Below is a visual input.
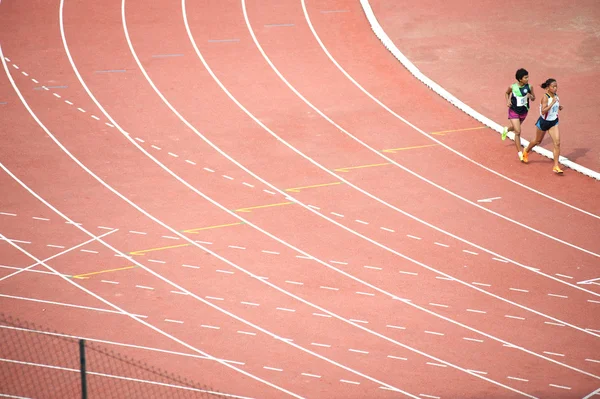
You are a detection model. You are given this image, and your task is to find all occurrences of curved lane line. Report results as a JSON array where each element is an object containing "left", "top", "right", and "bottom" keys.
[{"left": 300, "top": 0, "right": 599, "bottom": 220}]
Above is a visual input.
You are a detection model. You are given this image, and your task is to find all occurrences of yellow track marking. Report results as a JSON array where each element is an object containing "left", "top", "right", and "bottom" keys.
[
  {"left": 129, "top": 243, "right": 190, "bottom": 256},
  {"left": 285, "top": 182, "right": 342, "bottom": 192},
  {"left": 382, "top": 144, "right": 438, "bottom": 153},
  {"left": 183, "top": 222, "right": 244, "bottom": 234},
  {"left": 72, "top": 265, "right": 138, "bottom": 280},
  {"left": 430, "top": 126, "right": 488, "bottom": 136},
  {"left": 334, "top": 162, "right": 390, "bottom": 173},
  {"left": 234, "top": 201, "right": 294, "bottom": 213}
]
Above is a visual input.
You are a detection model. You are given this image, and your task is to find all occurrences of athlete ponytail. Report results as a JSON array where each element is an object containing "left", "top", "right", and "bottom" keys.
[{"left": 541, "top": 78, "right": 556, "bottom": 89}]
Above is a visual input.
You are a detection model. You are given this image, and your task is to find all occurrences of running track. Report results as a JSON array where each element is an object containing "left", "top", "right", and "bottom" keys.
[{"left": 0, "top": 0, "right": 599, "bottom": 398}]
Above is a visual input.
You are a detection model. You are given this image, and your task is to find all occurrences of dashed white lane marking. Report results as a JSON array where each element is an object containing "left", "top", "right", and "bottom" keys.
[
  {"left": 5, "top": 239, "right": 31, "bottom": 244},
  {"left": 32, "top": 217, "right": 50, "bottom": 221},
  {"left": 242, "top": 182, "right": 254, "bottom": 188},
  {"left": 472, "top": 282, "right": 491, "bottom": 287},
  {"left": 349, "top": 319, "right": 368, "bottom": 324},
  {"left": 301, "top": 373, "right": 321, "bottom": 378},
  {"left": 161, "top": 235, "right": 179, "bottom": 240},
  {"left": 147, "top": 259, "right": 166, "bottom": 264},
  {"left": 77, "top": 107, "right": 86, "bottom": 113},
  {"left": 399, "top": 271, "right": 418, "bottom": 275},
  {"left": 262, "top": 250, "right": 280, "bottom": 255},
  {"left": 91, "top": 115, "right": 100, "bottom": 120},
  {"left": 97, "top": 226, "right": 114, "bottom": 230},
  {"left": 406, "top": 235, "right": 421, "bottom": 240},
  {"left": 429, "top": 303, "right": 449, "bottom": 308},
  {"left": 21, "top": 71, "right": 29, "bottom": 76},
  {"left": 507, "top": 376, "right": 529, "bottom": 382},
  {"left": 263, "top": 366, "right": 283, "bottom": 372},
  {"left": 276, "top": 307, "right": 295, "bottom": 312},
  {"left": 205, "top": 296, "right": 224, "bottom": 301},
  {"left": 313, "top": 313, "right": 331, "bottom": 318},
  {"left": 134, "top": 137, "right": 145, "bottom": 143},
  {"left": 171, "top": 291, "right": 187, "bottom": 295},
  {"left": 588, "top": 300, "right": 600, "bottom": 304},
  {"left": 228, "top": 245, "right": 246, "bottom": 250},
  {"left": 544, "top": 321, "right": 565, "bottom": 327},
  {"left": 65, "top": 100, "right": 74, "bottom": 105},
  {"left": 200, "top": 325, "right": 220, "bottom": 330},
  {"left": 426, "top": 362, "right": 446, "bottom": 367},
  {"left": 181, "top": 264, "right": 200, "bottom": 269},
  {"left": 12, "top": 64, "right": 19, "bottom": 69},
  {"left": 463, "top": 337, "right": 483, "bottom": 343},
  {"left": 504, "top": 315, "right": 525, "bottom": 320},
  {"left": 585, "top": 358, "right": 600, "bottom": 364},
  {"left": 462, "top": 250, "right": 478, "bottom": 255},
  {"left": 386, "top": 325, "right": 406, "bottom": 330},
  {"left": 466, "top": 369, "right": 487, "bottom": 375},
  {"left": 435, "top": 276, "right": 453, "bottom": 281},
  {"left": 216, "top": 269, "right": 234, "bottom": 274},
  {"left": 263, "top": 189, "right": 276, "bottom": 195},
  {"left": 340, "top": 379, "right": 360, "bottom": 385},
  {"left": 101, "top": 280, "right": 119, "bottom": 285},
  {"left": 434, "top": 242, "right": 449, "bottom": 247},
  {"left": 419, "top": 395, "right": 440, "bottom": 399},
  {"left": 0, "top": 212, "right": 17, "bottom": 217},
  {"left": 466, "top": 309, "right": 486, "bottom": 314},
  {"left": 424, "top": 331, "right": 444, "bottom": 336},
  {"left": 320, "top": 286, "right": 339, "bottom": 291},
  {"left": 164, "top": 319, "right": 184, "bottom": 324},
  {"left": 168, "top": 152, "right": 179, "bottom": 158},
  {"left": 185, "top": 160, "right": 196, "bottom": 165},
  {"left": 80, "top": 249, "right": 98, "bottom": 254},
  {"left": 549, "top": 384, "right": 571, "bottom": 390},
  {"left": 222, "top": 175, "right": 233, "bottom": 180},
  {"left": 548, "top": 293, "right": 568, "bottom": 298},
  {"left": 355, "top": 219, "right": 369, "bottom": 225},
  {"left": 509, "top": 288, "right": 529, "bottom": 293},
  {"left": 555, "top": 273, "right": 573, "bottom": 279},
  {"left": 296, "top": 255, "right": 312, "bottom": 259},
  {"left": 151, "top": 145, "right": 161, "bottom": 150},
  {"left": 380, "top": 227, "right": 395, "bottom": 232},
  {"left": 237, "top": 330, "right": 256, "bottom": 336},
  {"left": 356, "top": 292, "right": 374, "bottom": 296},
  {"left": 285, "top": 280, "right": 303, "bottom": 286},
  {"left": 135, "top": 285, "right": 154, "bottom": 290},
  {"left": 4, "top": 58, "right": 11, "bottom": 62},
  {"left": 194, "top": 240, "right": 212, "bottom": 245},
  {"left": 241, "top": 301, "right": 259, "bottom": 306},
  {"left": 203, "top": 167, "right": 214, "bottom": 173},
  {"left": 492, "top": 257, "right": 509, "bottom": 263},
  {"left": 348, "top": 349, "right": 369, "bottom": 354},
  {"left": 129, "top": 230, "right": 147, "bottom": 235},
  {"left": 331, "top": 212, "right": 344, "bottom": 218},
  {"left": 543, "top": 351, "right": 565, "bottom": 357},
  {"left": 32, "top": 78, "right": 39, "bottom": 84},
  {"left": 387, "top": 355, "right": 407, "bottom": 360},
  {"left": 47, "top": 244, "right": 65, "bottom": 249},
  {"left": 52, "top": 92, "right": 61, "bottom": 98},
  {"left": 364, "top": 265, "right": 382, "bottom": 270},
  {"left": 311, "top": 343, "right": 331, "bottom": 348},
  {"left": 330, "top": 260, "right": 347, "bottom": 265}
]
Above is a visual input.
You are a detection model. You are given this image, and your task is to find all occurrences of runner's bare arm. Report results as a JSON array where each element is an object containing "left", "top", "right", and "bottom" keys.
[{"left": 505, "top": 86, "right": 512, "bottom": 107}]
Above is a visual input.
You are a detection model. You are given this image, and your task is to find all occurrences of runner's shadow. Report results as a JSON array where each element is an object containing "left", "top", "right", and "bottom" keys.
[{"left": 563, "top": 147, "right": 590, "bottom": 161}]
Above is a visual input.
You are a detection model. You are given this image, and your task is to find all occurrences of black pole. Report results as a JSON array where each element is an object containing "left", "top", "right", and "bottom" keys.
[{"left": 79, "top": 339, "right": 88, "bottom": 399}]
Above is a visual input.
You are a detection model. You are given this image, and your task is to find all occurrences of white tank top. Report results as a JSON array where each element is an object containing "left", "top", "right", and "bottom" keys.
[{"left": 540, "top": 94, "right": 559, "bottom": 121}]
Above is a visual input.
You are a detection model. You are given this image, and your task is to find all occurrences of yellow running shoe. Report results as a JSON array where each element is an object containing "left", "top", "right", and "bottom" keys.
[
  {"left": 553, "top": 166, "right": 564, "bottom": 174},
  {"left": 502, "top": 127, "right": 508, "bottom": 141}
]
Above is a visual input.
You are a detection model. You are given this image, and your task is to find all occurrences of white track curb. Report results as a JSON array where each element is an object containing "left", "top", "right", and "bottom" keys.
[{"left": 359, "top": 0, "right": 600, "bottom": 180}]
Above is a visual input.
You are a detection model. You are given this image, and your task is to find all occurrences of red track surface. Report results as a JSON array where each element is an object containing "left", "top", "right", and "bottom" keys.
[{"left": 1, "top": 0, "right": 599, "bottom": 398}]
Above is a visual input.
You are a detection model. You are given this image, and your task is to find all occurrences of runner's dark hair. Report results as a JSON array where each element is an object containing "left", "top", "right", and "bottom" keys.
[{"left": 541, "top": 78, "right": 557, "bottom": 89}]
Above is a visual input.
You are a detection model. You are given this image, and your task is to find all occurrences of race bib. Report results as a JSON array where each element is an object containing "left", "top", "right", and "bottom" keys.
[{"left": 516, "top": 96, "right": 528, "bottom": 107}]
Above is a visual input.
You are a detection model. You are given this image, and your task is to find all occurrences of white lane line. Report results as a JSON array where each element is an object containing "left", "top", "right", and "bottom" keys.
[
  {"left": 307, "top": 204, "right": 320, "bottom": 210},
  {"left": 171, "top": 291, "right": 187, "bottom": 295},
  {"left": 356, "top": 292, "right": 375, "bottom": 296},
  {"left": 181, "top": 264, "right": 200, "bottom": 269},
  {"left": 241, "top": 301, "right": 259, "bottom": 306},
  {"left": 509, "top": 288, "right": 529, "bottom": 293},
  {"left": 91, "top": 115, "right": 100, "bottom": 121},
  {"left": 262, "top": 250, "right": 280, "bottom": 255},
  {"left": 349, "top": 319, "right": 368, "bottom": 324},
  {"left": 200, "top": 325, "right": 220, "bottom": 330},
  {"left": 12, "top": 64, "right": 19, "bottom": 69},
  {"left": 587, "top": 300, "right": 600, "bottom": 304},
  {"left": 312, "top": 313, "right": 332, "bottom": 318},
  {"left": 53, "top": 92, "right": 61, "bottom": 98},
  {"left": 80, "top": 249, "right": 98, "bottom": 254},
  {"left": 364, "top": 265, "right": 382, "bottom": 270},
  {"left": 164, "top": 319, "right": 184, "bottom": 324},
  {"left": 77, "top": 107, "right": 86, "bottom": 113},
  {"left": 135, "top": 285, "right": 154, "bottom": 290},
  {"left": 548, "top": 293, "right": 568, "bottom": 298},
  {"left": 129, "top": 230, "right": 147, "bottom": 235},
  {"left": 32, "top": 78, "right": 39, "bottom": 83},
  {"left": 355, "top": 219, "right": 369, "bottom": 225},
  {"left": 543, "top": 351, "right": 565, "bottom": 357},
  {"left": 466, "top": 309, "right": 486, "bottom": 314},
  {"left": 585, "top": 358, "right": 600, "bottom": 364},
  {"left": 151, "top": 145, "right": 161, "bottom": 150},
  {"left": 205, "top": 296, "right": 224, "bottom": 301},
  {"left": 228, "top": 245, "right": 246, "bottom": 250},
  {"left": 462, "top": 250, "right": 478, "bottom": 255},
  {"left": 492, "top": 257, "right": 509, "bottom": 263},
  {"left": 185, "top": 160, "right": 196, "bottom": 165},
  {"left": 194, "top": 240, "right": 212, "bottom": 245},
  {"left": 406, "top": 235, "right": 421, "bottom": 240},
  {"left": 97, "top": 226, "right": 115, "bottom": 230},
  {"left": 555, "top": 273, "right": 573, "bottom": 279},
  {"left": 549, "top": 384, "right": 571, "bottom": 390},
  {"left": 147, "top": 259, "right": 166, "bottom": 264},
  {"left": 320, "top": 286, "right": 339, "bottom": 291},
  {"left": 65, "top": 100, "right": 74, "bottom": 105},
  {"left": 467, "top": 369, "right": 488, "bottom": 375},
  {"left": 276, "top": 307, "right": 295, "bottom": 312},
  {"left": 301, "top": 373, "right": 321, "bottom": 378},
  {"left": 161, "top": 235, "right": 179, "bottom": 240},
  {"left": 435, "top": 276, "right": 453, "bottom": 281},
  {"left": 3, "top": 239, "right": 31, "bottom": 244},
  {"left": 380, "top": 227, "right": 395, "bottom": 232},
  {"left": 399, "top": 271, "right": 418, "bottom": 275},
  {"left": 47, "top": 244, "right": 66, "bottom": 249},
  {"left": 507, "top": 376, "right": 529, "bottom": 382},
  {"left": 340, "top": 379, "right": 360, "bottom": 385},
  {"left": 348, "top": 349, "right": 369, "bottom": 354},
  {"left": 105, "top": 123, "right": 114, "bottom": 127},
  {"left": 424, "top": 331, "right": 444, "bottom": 336},
  {"left": 387, "top": 355, "right": 407, "bottom": 360},
  {"left": 386, "top": 325, "right": 406, "bottom": 330},
  {"left": 505, "top": 315, "right": 525, "bottom": 320},
  {"left": 472, "top": 282, "right": 491, "bottom": 287},
  {"left": 203, "top": 167, "right": 214, "bottom": 172},
  {"left": 242, "top": 182, "right": 254, "bottom": 187},
  {"left": 311, "top": 343, "right": 331, "bottom": 348},
  {"left": 263, "top": 366, "right": 283, "bottom": 372},
  {"left": 101, "top": 280, "right": 119, "bottom": 285},
  {"left": 32, "top": 217, "right": 50, "bottom": 221},
  {"left": 237, "top": 331, "right": 256, "bottom": 336},
  {"left": 330, "top": 260, "right": 347, "bottom": 265},
  {"left": 429, "top": 303, "right": 449, "bottom": 308},
  {"left": 296, "top": 255, "right": 312, "bottom": 259},
  {"left": 419, "top": 395, "right": 440, "bottom": 399},
  {"left": 263, "top": 189, "right": 276, "bottom": 195},
  {"left": 134, "top": 137, "right": 145, "bottom": 143},
  {"left": 426, "top": 362, "right": 446, "bottom": 367},
  {"left": 434, "top": 242, "right": 449, "bottom": 247},
  {"left": 463, "top": 337, "right": 483, "bottom": 343},
  {"left": 544, "top": 322, "right": 565, "bottom": 327},
  {"left": 168, "top": 152, "right": 179, "bottom": 158},
  {"left": 285, "top": 280, "right": 303, "bottom": 286},
  {"left": 216, "top": 269, "right": 234, "bottom": 274}
]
